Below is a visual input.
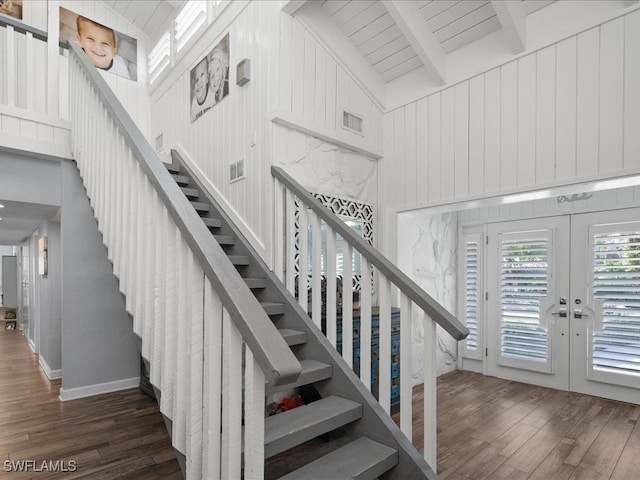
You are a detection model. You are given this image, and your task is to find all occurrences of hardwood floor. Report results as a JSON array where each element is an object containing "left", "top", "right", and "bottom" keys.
[
  {"left": 434, "top": 370, "right": 640, "bottom": 480},
  {"left": 0, "top": 328, "right": 182, "bottom": 479}
]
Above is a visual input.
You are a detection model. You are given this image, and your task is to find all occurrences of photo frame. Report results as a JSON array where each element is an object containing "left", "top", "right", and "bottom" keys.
[
  {"left": 190, "top": 33, "right": 230, "bottom": 122},
  {"left": 59, "top": 7, "right": 138, "bottom": 81}
]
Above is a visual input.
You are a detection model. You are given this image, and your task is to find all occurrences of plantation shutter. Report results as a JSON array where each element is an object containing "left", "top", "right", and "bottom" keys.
[
  {"left": 591, "top": 229, "right": 640, "bottom": 377},
  {"left": 462, "top": 232, "right": 481, "bottom": 359},
  {"left": 499, "top": 234, "right": 550, "bottom": 365}
]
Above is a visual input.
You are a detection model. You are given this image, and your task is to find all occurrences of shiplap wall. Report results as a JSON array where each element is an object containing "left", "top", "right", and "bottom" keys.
[
  {"left": 151, "top": 2, "right": 382, "bottom": 261},
  {"left": 380, "top": 8, "right": 640, "bottom": 256},
  {"left": 0, "top": 1, "right": 150, "bottom": 142}
]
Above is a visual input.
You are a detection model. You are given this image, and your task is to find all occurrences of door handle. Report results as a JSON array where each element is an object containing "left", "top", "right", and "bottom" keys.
[
  {"left": 574, "top": 309, "right": 588, "bottom": 319},
  {"left": 552, "top": 307, "right": 568, "bottom": 318}
]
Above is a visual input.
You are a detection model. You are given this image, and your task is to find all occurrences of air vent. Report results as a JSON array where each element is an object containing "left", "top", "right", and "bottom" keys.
[{"left": 342, "top": 110, "right": 363, "bottom": 134}]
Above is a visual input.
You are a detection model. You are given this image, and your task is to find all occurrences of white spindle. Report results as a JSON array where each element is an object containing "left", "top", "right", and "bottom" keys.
[
  {"left": 150, "top": 202, "right": 168, "bottom": 389},
  {"left": 378, "top": 276, "right": 391, "bottom": 413},
  {"left": 243, "top": 348, "right": 266, "bottom": 480},
  {"left": 274, "top": 182, "right": 285, "bottom": 282},
  {"left": 326, "top": 226, "right": 337, "bottom": 347},
  {"left": 399, "top": 293, "right": 413, "bottom": 439},
  {"left": 311, "top": 213, "right": 322, "bottom": 327},
  {"left": 423, "top": 316, "right": 437, "bottom": 469},
  {"left": 173, "top": 239, "right": 190, "bottom": 454},
  {"left": 285, "top": 189, "right": 296, "bottom": 295},
  {"left": 298, "top": 202, "right": 309, "bottom": 311},
  {"left": 160, "top": 225, "right": 179, "bottom": 417},
  {"left": 202, "top": 279, "right": 222, "bottom": 479},
  {"left": 342, "top": 242, "right": 353, "bottom": 368},
  {"left": 26, "top": 32, "right": 33, "bottom": 110},
  {"left": 221, "top": 308, "right": 243, "bottom": 480},
  {"left": 6, "top": 25, "right": 15, "bottom": 107},
  {"left": 360, "top": 258, "right": 372, "bottom": 391}
]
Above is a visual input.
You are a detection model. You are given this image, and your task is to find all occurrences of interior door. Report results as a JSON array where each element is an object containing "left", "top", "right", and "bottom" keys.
[
  {"left": 570, "top": 208, "right": 640, "bottom": 404},
  {"left": 487, "top": 217, "right": 570, "bottom": 390}
]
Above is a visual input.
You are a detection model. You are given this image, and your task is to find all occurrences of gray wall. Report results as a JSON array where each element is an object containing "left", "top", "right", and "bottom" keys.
[
  {"left": 0, "top": 150, "right": 61, "bottom": 205},
  {"left": 60, "top": 161, "right": 139, "bottom": 391}
]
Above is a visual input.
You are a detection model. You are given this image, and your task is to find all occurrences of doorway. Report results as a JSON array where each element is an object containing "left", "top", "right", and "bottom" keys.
[{"left": 486, "top": 208, "right": 640, "bottom": 404}]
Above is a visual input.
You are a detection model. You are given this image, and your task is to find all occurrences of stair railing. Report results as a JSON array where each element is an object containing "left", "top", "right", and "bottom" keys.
[
  {"left": 272, "top": 166, "right": 468, "bottom": 468},
  {"left": 67, "top": 40, "right": 301, "bottom": 479}
]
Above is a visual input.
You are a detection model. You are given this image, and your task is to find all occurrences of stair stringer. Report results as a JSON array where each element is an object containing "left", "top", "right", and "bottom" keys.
[{"left": 171, "top": 150, "right": 436, "bottom": 480}]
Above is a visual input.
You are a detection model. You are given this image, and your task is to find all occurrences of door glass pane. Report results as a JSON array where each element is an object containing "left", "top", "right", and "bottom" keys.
[
  {"left": 592, "top": 230, "right": 640, "bottom": 377},
  {"left": 500, "top": 237, "right": 549, "bottom": 362}
]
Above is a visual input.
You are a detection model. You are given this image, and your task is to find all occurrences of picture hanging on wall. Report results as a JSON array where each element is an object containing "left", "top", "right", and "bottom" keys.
[
  {"left": 0, "top": 0, "right": 22, "bottom": 19},
  {"left": 190, "top": 33, "right": 230, "bottom": 122},
  {"left": 59, "top": 7, "right": 138, "bottom": 81}
]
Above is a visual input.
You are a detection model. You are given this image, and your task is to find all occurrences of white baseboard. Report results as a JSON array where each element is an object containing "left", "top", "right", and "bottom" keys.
[
  {"left": 28, "top": 337, "right": 37, "bottom": 353},
  {"left": 59, "top": 377, "right": 139, "bottom": 402},
  {"left": 39, "top": 356, "right": 62, "bottom": 380}
]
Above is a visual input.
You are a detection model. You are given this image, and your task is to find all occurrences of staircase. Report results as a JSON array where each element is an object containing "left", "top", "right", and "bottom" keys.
[{"left": 164, "top": 152, "right": 434, "bottom": 480}]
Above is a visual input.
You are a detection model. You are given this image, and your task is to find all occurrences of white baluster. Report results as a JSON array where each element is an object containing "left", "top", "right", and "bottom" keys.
[
  {"left": 298, "top": 201, "right": 309, "bottom": 312},
  {"left": 273, "top": 181, "right": 285, "bottom": 282},
  {"left": 378, "top": 276, "right": 391, "bottom": 413},
  {"left": 243, "top": 347, "right": 265, "bottom": 480},
  {"left": 423, "top": 315, "right": 437, "bottom": 470},
  {"left": 173, "top": 238, "right": 190, "bottom": 454},
  {"left": 399, "top": 293, "right": 413, "bottom": 440},
  {"left": 359, "top": 258, "right": 372, "bottom": 391},
  {"left": 284, "top": 189, "right": 296, "bottom": 296},
  {"left": 311, "top": 212, "right": 322, "bottom": 328},
  {"left": 326, "top": 225, "right": 337, "bottom": 347},
  {"left": 6, "top": 26, "right": 15, "bottom": 107},
  {"left": 221, "top": 308, "right": 243, "bottom": 480},
  {"left": 202, "top": 279, "right": 223, "bottom": 479},
  {"left": 342, "top": 242, "right": 353, "bottom": 368}
]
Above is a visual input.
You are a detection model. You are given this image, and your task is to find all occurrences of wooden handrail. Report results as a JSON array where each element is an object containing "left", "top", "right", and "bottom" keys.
[
  {"left": 272, "top": 165, "right": 469, "bottom": 341},
  {"left": 0, "top": 13, "right": 47, "bottom": 41},
  {"left": 67, "top": 41, "right": 301, "bottom": 386}
]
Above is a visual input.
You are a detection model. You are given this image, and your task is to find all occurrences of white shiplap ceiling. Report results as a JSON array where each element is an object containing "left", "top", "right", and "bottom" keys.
[
  {"left": 319, "top": 0, "right": 555, "bottom": 82},
  {"left": 100, "top": 0, "right": 185, "bottom": 43}
]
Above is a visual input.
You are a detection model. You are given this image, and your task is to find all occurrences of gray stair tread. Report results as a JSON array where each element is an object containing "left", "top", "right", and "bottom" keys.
[
  {"left": 228, "top": 255, "right": 250, "bottom": 265},
  {"left": 266, "top": 360, "right": 332, "bottom": 395},
  {"left": 202, "top": 217, "right": 221, "bottom": 228},
  {"left": 279, "top": 328, "right": 306, "bottom": 346},
  {"left": 262, "top": 302, "right": 285, "bottom": 316},
  {"left": 172, "top": 174, "right": 189, "bottom": 185},
  {"left": 244, "top": 278, "right": 267, "bottom": 289},
  {"left": 214, "top": 235, "right": 235, "bottom": 245},
  {"left": 276, "top": 437, "right": 398, "bottom": 480},
  {"left": 181, "top": 186, "right": 199, "bottom": 198},
  {"left": 164, "top": 163, "right": 180, "bottom": 173},
  {"left": 265, "top": 396, "right": 362, "bottom": 458},
  {"left": 191, "top": 201, "right": 210, "bottom": 212}
]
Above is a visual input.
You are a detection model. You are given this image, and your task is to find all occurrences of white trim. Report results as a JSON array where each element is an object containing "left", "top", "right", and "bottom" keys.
[
  {"left": 491, "top": 0, "right": 527, "bottom": 53},
  {"left": 28, "top": 337, "right": 37, "bottom": 353},
  {"left": 39, "top": 355, "right": 62, "bottom": 380},
  {"left": 174, "top": 144, "right": 267, "bottom": 259},
  {"left": 58, "top": 377, "right": 139, "bottom": 402},
  {"left": 0, "top": 131, "right": 73, "bottom": 160},
  {"left": 270, "top": 110, "right": 383, "bottom": 159},
  {"left": 0, "top": 104, "right": 72, "bottom": 130}
]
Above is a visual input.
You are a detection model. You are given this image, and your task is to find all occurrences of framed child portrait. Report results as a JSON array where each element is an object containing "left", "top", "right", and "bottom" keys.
[
  {"left": 59, "top": 7, "right": 138, "bottom": 81},
  {"left": 190, "top": 33, "right": 230, "bottom": 122}
]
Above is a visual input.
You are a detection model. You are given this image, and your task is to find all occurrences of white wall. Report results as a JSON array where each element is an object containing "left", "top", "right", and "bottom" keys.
[
  {"left": 151, "top": 2, "right": 382, "bottom": 261},
  {"left": 380, "top": 8, "right": 640, "bottom": 256}
]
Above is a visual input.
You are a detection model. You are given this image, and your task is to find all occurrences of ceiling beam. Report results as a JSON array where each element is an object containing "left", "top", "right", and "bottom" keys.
[
  {"left": 281, "top": 1, "right": 308, "bottom": 15},
  {"left": 381, "top": 0, "right": 446, "bottom": 86},
  {"left": 491, "top": 0, "right": 527, "bottom": 53}
]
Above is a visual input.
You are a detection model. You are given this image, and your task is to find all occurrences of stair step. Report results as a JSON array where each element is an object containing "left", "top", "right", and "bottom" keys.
[
  {"left": 202, "top": 217, "right": 222, "bottom": 228},
  {"left": 164, "top": 163, "right": 180, "bottom": 174},
  {"left": 266, "top": 360, "right": 332, "bottom": 395},
  {"left": 214, "top": 235, "right": 235, "bottom": 246},
  {"left": 265, "top": 396, "right": 362, "bottom": 458},
  {"left": 191, "top": 201, "right": 210, "bottom": 213},
  {"left": 229, "top": 255, "right": 250, "bottom": 266},
  {"left": 278, "top": 328, "right": 307, "bottom": 346},
  {"left": 276, "top": 437, "right": 398, "bottom": 480},
  {"left": 261, "top": 302, "right": 285, "bottom": 316},
  {"left": 181, "top": 186, "right": 199, "bottom": 198},
  {"left": 171, "top": 174, "right": 189, "bottom": 186},
  {"left": 243, "top": 278, "right": 267, "bottom": 289}
]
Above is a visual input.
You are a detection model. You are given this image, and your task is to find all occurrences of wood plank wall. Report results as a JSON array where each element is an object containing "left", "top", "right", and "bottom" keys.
[
  {"left": 151, "top": 2, "right": 382, "bottom": 261},
  {"left": 380, "top": 9, "right": 640, "bottom": 257}
]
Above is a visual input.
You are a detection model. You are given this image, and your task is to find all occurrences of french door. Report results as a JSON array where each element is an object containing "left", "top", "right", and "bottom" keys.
[{"left": 486, "top": 209, "right": 640, "bottom": 403}]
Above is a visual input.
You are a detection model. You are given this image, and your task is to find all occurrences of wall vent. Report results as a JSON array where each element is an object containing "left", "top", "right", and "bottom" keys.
[{"left": 342, "top": 110, "right": 363, "bottom": 134}]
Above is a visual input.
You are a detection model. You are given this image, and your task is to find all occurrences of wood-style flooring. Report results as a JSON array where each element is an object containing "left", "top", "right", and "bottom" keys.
[
  {"left": 433, "top": 370, "right": 640, "bottom": 480},
  {"left": 0, "top": 328, "right": 182, "bottom": 479}
]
